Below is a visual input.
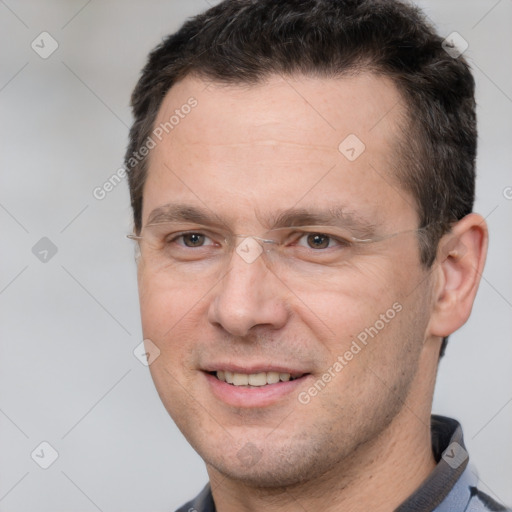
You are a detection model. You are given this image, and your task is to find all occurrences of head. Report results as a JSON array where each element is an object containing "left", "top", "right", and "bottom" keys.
[{"left": 126, "top": 0, "right": 487, "bottom": 490}]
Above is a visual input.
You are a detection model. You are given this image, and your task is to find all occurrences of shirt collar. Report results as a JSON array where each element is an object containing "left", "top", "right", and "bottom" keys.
[{"left": 395, "top": 415, "right": 469, "bottom": 511}]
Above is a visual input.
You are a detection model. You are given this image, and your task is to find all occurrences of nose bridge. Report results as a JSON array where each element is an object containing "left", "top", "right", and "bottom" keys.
[{"left": 208, "top": 238, "right": 288, "bottom": 336}]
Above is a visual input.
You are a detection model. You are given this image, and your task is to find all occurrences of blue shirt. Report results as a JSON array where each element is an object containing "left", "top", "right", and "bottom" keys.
[{"left": 176, "top": 415, "right": 510, "bottom": 512}]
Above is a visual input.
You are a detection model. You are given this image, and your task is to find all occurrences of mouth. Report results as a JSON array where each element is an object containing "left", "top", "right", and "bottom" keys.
[
  {"left": 209, "top": 370, "right": 306, "bottom": 388},
  {"left": 203, "top": 366, "right": 311, "bottom": 408}
]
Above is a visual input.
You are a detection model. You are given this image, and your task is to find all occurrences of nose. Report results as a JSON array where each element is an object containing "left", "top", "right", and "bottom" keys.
[{"left": 207, "top": 245, "right": 289, "bottom": 337}]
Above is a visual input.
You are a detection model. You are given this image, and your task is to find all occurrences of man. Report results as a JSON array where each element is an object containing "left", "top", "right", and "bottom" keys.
[{"left": 124, "top": 0, "right": 509, "bottom": 510}]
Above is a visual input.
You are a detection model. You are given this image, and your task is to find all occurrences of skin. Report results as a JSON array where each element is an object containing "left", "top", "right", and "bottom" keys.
[{"left": 136, "top": 73, "right": 488, "bottom": 511}]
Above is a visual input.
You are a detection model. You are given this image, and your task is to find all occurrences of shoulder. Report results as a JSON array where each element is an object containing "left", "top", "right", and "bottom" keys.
[{"left": 465, "top": 487, "right": 511, "bottom": 512}]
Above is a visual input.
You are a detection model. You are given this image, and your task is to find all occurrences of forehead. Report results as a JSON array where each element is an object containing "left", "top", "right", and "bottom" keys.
[
  {"left": 144, "top": 72, "right": 416, "bottom": 229},
  {"left": 155, "top": 72, "right": 405, "bottom": 144}
]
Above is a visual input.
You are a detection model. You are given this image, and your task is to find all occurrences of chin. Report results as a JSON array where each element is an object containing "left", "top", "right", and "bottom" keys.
[
  {"left": 202, "top": 440, "right": 339, "bottom": 489},
  {"left": 211, "top": 460, "right": 315, "bottom": 489}
]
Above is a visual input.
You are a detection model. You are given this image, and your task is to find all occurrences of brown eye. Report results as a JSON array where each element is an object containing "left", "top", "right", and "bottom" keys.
[
  {"left": 306, "top": 234, "right": 330, "bottom": 249},
  {"left": 182, "top": 233, "right": 206, "bottom": 247}
]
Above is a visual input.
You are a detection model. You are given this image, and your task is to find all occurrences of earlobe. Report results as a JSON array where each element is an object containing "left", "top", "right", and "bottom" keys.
[{"left": 427, "top": 213, "right": 488, "bottom": 338}]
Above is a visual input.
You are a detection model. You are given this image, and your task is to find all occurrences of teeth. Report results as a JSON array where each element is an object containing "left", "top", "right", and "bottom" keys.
[
  {"left": 266, "top": 371, "right": 280, "bottom": 384},
  {"left": 215, "top": 371, "right": 299, "bottom": 386},
  {"left": 232, "top": 373, "right": 249, "bottom": 386},
  {"left": 248, "top": 373, "right": 267, "bottom": 386}
]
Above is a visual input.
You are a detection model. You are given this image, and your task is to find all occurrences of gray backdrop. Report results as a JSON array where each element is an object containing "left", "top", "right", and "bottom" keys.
[{"left": 1, "top": 1, "right": 511, "bottom": 511}]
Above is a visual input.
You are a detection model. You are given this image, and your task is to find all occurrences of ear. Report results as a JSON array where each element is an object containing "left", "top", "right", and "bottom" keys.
[{"left": 427, "top": 213, "right": 488, "bottom": 338}]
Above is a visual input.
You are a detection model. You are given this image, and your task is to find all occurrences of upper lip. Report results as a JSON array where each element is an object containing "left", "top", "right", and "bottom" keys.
[{"left": 202, "top": 363, "right": 310, "bottom": 376}]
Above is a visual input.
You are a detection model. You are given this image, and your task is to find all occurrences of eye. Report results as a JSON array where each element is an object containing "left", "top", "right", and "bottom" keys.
[
  {"left": 305, "top": 233, "right": 330, "bottom": 249},
  {"left": 171, "top": 232, "right": 214, "bottom": 248},
  {"left": 295, "top": 232, "right": 349, "bottom": 250}
]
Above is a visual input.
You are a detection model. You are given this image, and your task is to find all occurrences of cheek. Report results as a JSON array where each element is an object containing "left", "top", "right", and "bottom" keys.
[
  {"left": 138, "top": 273, "right": 205, "bottom": 416},
  {"left": 293, "top": 262, "right": 398, "bottom": 332},
  {"left": 292, "top": 257, "right": 425, "bottom": 370},
  {"left": 137, "top": 268, "right": 209, "bottom": 355}
]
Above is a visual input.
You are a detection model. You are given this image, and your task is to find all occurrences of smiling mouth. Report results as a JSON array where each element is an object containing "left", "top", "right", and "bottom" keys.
[{"left": 209, "top": 370, "right": 307, "bottom": 387}]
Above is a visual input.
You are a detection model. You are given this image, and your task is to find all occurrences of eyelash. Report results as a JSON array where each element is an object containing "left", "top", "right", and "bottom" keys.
[{"left": 172, "top": 232, "right": 216, "bottom": 247}]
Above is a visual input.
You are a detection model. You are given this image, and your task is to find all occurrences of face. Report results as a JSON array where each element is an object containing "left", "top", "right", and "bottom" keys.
[{"left": 137, "top": 73, "right": 436, "bottom": 487}]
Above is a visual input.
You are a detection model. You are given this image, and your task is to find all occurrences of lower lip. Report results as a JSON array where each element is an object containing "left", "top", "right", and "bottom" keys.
[{"left": 204, "top": 372, "right": 310, "bottom": 408}]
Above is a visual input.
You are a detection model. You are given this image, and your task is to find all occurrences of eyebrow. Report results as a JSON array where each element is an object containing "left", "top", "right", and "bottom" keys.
[
  {"left": 145, "top": 203, "right": 379, "bottom": 236},
  {"left": 146, "top": 204, "right": 228, "bottom": 229},
  {"left": 267, "top": 207, "right": 379, "bottom": 237}
]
